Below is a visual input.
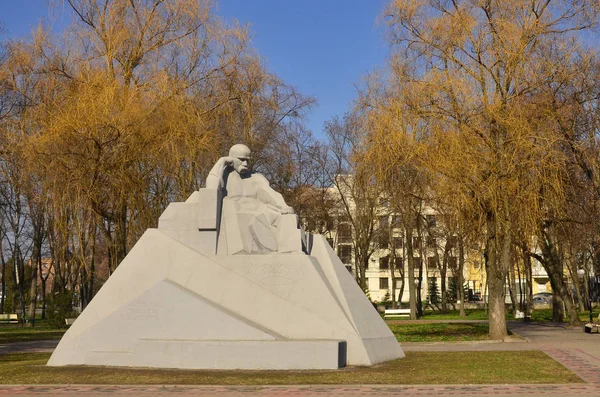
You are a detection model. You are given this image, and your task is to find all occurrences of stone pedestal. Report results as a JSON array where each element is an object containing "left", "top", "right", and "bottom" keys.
[{"left": 48, "top": 190, "right": 404, "bottom": 369}]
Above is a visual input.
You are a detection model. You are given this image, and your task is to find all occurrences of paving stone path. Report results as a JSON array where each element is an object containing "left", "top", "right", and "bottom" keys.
[{"left": 2, "top": 321, "right": 600, "bottom": 396}]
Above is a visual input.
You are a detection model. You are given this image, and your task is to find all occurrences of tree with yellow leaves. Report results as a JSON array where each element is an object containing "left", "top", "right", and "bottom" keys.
[
  {"left": 363, "top": 0, "right": 600, "bottom": 338},
  {"left": 0, "top": 0, "right": 313, "bottom": 323}
]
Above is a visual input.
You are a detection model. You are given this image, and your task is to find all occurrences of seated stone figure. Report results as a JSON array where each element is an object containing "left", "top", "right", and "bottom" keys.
[{"left": 207, "top": 144, "right": 303, "bottom": 255}]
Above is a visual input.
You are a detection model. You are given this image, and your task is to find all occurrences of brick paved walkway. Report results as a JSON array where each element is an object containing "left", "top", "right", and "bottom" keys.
[
  {"left": 1, "top": 384, "right": 599, "bottom": 397},
  {"left": 1, "top": 321, "right": 600, "bottom": 396}
]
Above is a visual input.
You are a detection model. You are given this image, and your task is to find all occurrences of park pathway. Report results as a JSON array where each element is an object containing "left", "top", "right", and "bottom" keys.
[{"left": 1, "top": 321, "right": 600, "bottom": 396}]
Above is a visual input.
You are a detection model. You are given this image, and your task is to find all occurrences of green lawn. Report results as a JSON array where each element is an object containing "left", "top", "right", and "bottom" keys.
[
  {"left": 390, "top": 323, "right": 492, "bottom": 342},
  {"left": 0, "top": 323, "right": 66, "bottom": 343},
  {"left": 418, "top": 309, "right": 490, "bottom": 320},
  {"left": 1, "top": 321, "right": 491, "bottom": 344},
  {"left": 0, "top": 351, "right": 581, "bottom": 385},
  {"left": 384, "top": 308, "right": 600, "bottom": 322},
  {"left": 1, "top": 308, "right": 595, "bottom": 347}
]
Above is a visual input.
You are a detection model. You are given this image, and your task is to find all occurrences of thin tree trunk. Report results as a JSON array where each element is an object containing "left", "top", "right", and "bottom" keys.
[
  {"left": 39, "top": 272, "right": 47, "bottom": 320},
  {"left": 397, "top": 251, "right": 405, "bottom": 307},
  {"left": 507, "top": 264, "right": 518, "bottom": 315},
  {"left": 516, "top": 259, "right": 524, "bottom": 310},
  {"left": 27, "top": 221, "right": 43, "bottom": 327},
  {"left": 458, "top": 236, "right": 466, "bottom": 317},
  {"left": 0, "top": 239, "right": 5, "bottom": 314},
  {"left": 27, "top": 258, "right": 38, "bottom": 327},
  {"left": 389, "top": 245, "right": 397, "bottom": 310},
  {"left": 417, "top": 254, "right": 424, "bottom": 317},
  {"left": 14, "top": 246, "right": 27, "bottom": 326},
  {"left": 440, "top": 252, "right": 448, "bottom": 313},
  {"left": 522, "top": 245, "right": 533, "bottom": 318},
  {"left": 406, "top": 226, "right": 417, "bottom": 320}
]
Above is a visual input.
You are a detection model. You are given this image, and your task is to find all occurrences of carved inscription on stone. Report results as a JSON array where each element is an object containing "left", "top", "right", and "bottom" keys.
[
  {"left": 246, "top": 261, "right": 308, "bottom": 286},
  {"left": 120, "top": 301, "right": 159, "bottom": 321}
]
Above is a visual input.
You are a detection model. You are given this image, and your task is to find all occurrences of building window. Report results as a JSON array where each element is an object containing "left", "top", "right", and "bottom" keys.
[
  {"left": 448, "top": 256, "right": 457, "bottom": 268},
  {"left": 379, "top": 233, "right": 389, "bottom": 249},
  {"left": 394, "top": 257, "right": 404, "bottom": 270},
  {"left": 338, "top": 215, "right": 350, "bottom": 224},
  {"left": 413, "top": 237, "right": 422, "bottom": 249},
  {"left": 393, "top": 236, "right": 403, "bottom": 249},
  {"left": 379, "top": 256, "right": 390, "bottom": 270},
  {"left": 379, "top": 197, "right": 389, "bottom": 208},
  {"left": 426, "top": 215, "right": 437, "bottom": 228},
  {"left": 413, "top": 256, "right": 422, "bottom": 268},
  {"left": 338, "top": 245, "right": 352, "bottom": 264},
  {"left": 338, "top": 223, "right": 352, "bottom": 243},
  {"left": 379, "top": 277, "right": 389, "bottom": 290},
  {"left": 427, "top": 237, "right": 436, "bottom": 248},
  {"left": 447, "top": 235, "right": 457, "bottom": 248},
  {"left": 427, "top": 256, "right": 438, "bottom": 269},
  {"left": 379, "top": 215, "right": 389, "bottom": 229},
  {"left": 392, "top": 215, "right": 401, "bottom": 228},
  {"left": 326, "top": 217, "right": 334, "bottom": 230}
]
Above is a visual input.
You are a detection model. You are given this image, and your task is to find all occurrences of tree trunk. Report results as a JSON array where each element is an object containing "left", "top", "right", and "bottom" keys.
[
  {"left": 0, "top": 241, "right": 5, "bottom": 314},
  {"left": 397, "top": 251, "right": 406, "bottom": 307},
  {"left": 486, "top": 214, "right": 508, "bottom": 340},
  {"left": 405, "top": 226, "right": 417, "bottom": 319},
  {"left": 458, "top": 236, "right": 466, "bottom": 317},
  {"left": 417, "top": 254, "right": 424, "bottom": 317},
  {"left": 539, "top": 223, "right": 581, "bottom": 325},
  {"left": 416, "top": 218, "right": 424, "bottom": 316},
  {"left": 27, "top": 259, "right": 38, "bottom": 327},
  {"left": 27, "top": 221, "right": 44, "bottom": 327},
  {"left": 574, "top": 269, "right": 585, "bottom": 313},
  {"left": 522, "top": 245, "right": 534, "bottom": 318},
  {"left": 357, "top": 252, "right": 369, "bottom": 292},
  {"left": 440, "top": 254, "right": 447, "bottom": 313},
  {"left": 516, "top": 259, "right": 524, "bottom": 310},
  {"left": 39, "top": 274, "right": 47, "bottom": 319},
  {"left": 552, "top": 292, "right": 565, "bottom": 323},
  {"left": 14, "top": 247, "right": 27, "bottom": 326},
  {"left": 389, "top": 255, "right": 397, "bottom": 310},
  {"left": 507, "top": 265, "right": 518, "bottom": 315}
]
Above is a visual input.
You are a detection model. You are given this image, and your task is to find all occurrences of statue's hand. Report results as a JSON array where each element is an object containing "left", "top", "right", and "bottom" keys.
[{"left": 222, "top": 156, "right": 235, "bottom": 167}]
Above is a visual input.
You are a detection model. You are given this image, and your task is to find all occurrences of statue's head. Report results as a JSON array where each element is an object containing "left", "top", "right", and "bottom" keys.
[{"left": 229, "top": 144, "right": 251, "bottom": 175}]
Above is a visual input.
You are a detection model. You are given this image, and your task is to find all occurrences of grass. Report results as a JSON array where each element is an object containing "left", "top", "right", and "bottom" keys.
[
  {"left": 385, "top": 308, "right": 600, "bottom": 323},
  {"left": 1, "top": 308, "right": 593, "bottom": 345},
  {"left": 390, "top": 323, "right": 492, "bottom": 342},
  {"left": 0, "top": 322, "right": 490, "bottom": 344},
  {"left": 417, "top": 309, "right": 490, "bottom": 320},
  {"left": 0, "top": 323, "right": 66, "bottom": 343},
  {"left": 0, "top": 351, "right": 581, "bottom": 385}
]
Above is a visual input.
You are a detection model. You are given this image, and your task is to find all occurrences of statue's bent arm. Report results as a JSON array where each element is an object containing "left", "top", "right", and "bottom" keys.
[{"left": 205, "top": 157, "right": 233, "bottom": 189}]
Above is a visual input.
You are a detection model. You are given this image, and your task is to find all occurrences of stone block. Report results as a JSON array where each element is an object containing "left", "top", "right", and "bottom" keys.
[
  {"left": 197, "top": 188, "right": 220, "bottom": 230},
  {"left": 277, "top": 214, "right": 302, "bottom": 253},
  {"left": 86, "top": 339, "right": 345, "bottom": 370},
  {"left": 158, "top": 202, "right": 198, "bottom": 231}
]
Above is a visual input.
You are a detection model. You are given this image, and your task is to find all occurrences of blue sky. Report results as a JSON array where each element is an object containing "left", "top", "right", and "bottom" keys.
[{"left": 0, "top": 0, "right": 390, "bottom": 139}]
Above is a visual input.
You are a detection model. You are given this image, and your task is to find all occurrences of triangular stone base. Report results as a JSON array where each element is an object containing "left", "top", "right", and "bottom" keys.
[{"left": 48, "top": 202, "right": 403, "bottom": 369}]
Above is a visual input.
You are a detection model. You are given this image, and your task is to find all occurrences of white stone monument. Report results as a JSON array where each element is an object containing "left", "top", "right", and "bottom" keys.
[{"left": 48, "top": 144, "right": 404, "bottom": 370}]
